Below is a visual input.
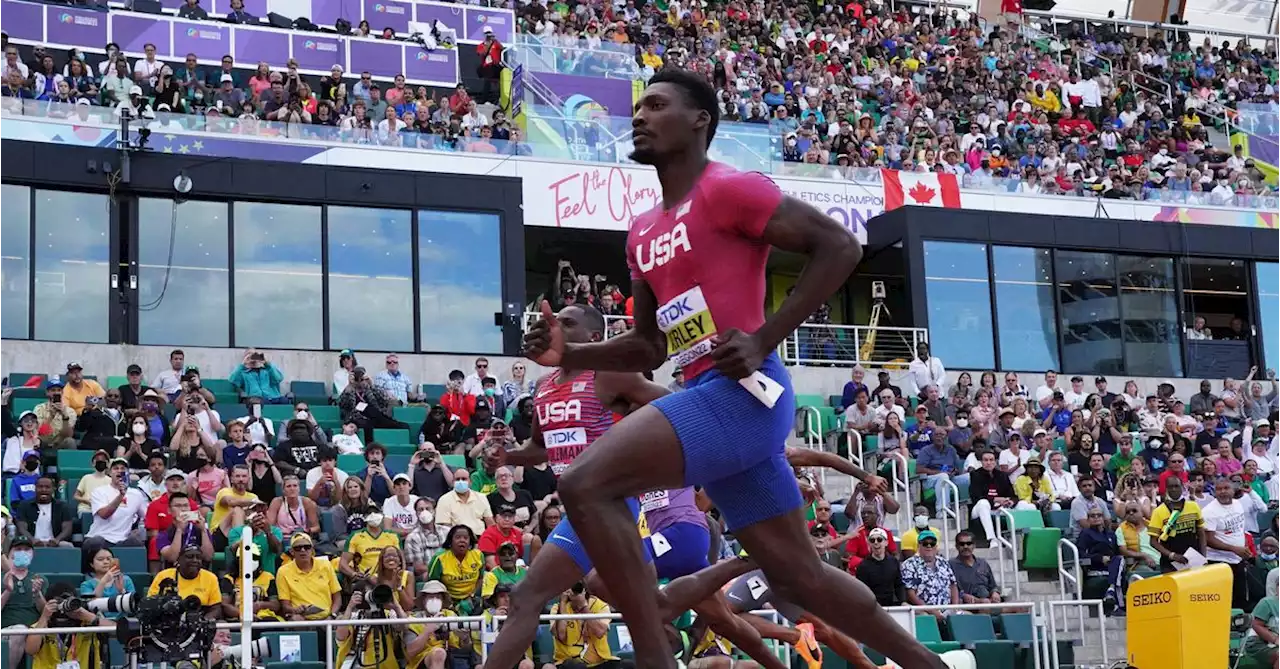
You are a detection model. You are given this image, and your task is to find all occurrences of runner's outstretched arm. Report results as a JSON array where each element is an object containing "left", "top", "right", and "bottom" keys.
[
  {"left": 784, "top": 446, "right": 887, "bottom": 493},
  {"left": 524, "top": 281, "right": 667, "bottom": 373}
]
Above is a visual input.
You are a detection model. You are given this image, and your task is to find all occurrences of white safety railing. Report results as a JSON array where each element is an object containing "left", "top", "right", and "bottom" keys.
[
  {"left": 937, "top": 477, "right": 960, "bottom": 555},
  {"left": 1045, "top": 599, "right": 1109, "bottom": 669},
  {"left": 1056, "top": 538, "right": 1084, "bottom": 635},
  {"left": 798, "top": 405, "right": 827, "bottom": 490},
  {"left": 994, "top": 507, "right": 1022, "bottom": 601},
  {"left": 844, "top": 429, "right": 864, "bottom": 471},
  {"left": 781, "top": 323, "right": 929, "bottom": 369},
  {"left": 886, "top": 450, "right": 912, "bottom": 533}
]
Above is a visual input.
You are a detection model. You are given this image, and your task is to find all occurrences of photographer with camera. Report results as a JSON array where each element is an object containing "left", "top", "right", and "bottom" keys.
[
  {"left": 548, "top": 582, "right": 619, "bottom": 667},
  {"left": 219, "top": 541, "right": 281, "bottom": 622},
  {"left": 24, "top": 582, "right": 108, "bottom": 669},
  {"left": 403, "top": 581, "right": 456, "bottom": 669},
  {"left": 334, "top": 584, "right": 410, "bottom": 669}
]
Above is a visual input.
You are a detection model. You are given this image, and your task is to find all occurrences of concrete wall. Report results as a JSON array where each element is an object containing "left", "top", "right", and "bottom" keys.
[{"left": 1, "top": 340, "right": 1241, "bottom": 402}]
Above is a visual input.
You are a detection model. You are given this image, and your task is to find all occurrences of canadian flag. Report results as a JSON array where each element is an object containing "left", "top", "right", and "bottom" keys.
[{"left": 881, "top": 169, "right": 962, "bottom": 210}]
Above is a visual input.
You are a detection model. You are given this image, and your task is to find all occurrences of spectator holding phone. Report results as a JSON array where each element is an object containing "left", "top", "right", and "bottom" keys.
[
  {"left": 230, "top": 348, "right": 286, "bottom": 404},
  {"left": 80, "top": 547, "right": 136, "bottom": 615},
  {"left": 84, "top": 458, "right": 148, "bottom": 559},
  {"left": 409, "top": 441, "right": 453, "bottom": 502},
  {"left": 357, "top": 442, "right": 397, "bottom": 505},
  {"left": 305, "top": 447, "right": 349, "bottom": 508},
  {"left": 157, "top": 491, "right": 215, "bottom": 568}
]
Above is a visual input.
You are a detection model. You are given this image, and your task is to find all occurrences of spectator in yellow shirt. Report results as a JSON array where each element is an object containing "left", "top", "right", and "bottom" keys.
[
  {"left": 549, "top": 583, "right": 618, "bottom": 667},
  {"left": 1029, "top": 84, "right": 1061, "bottom": 115},
  {"left": 334, "top": 586, "right": 410, "bottom": 669},
  {"left": 277, "top": 533, "right": 342, "bottom": 621},
  {"left": 60, "top": 363, "right": 105, "bottom": 415},
  {"left": 342, "top": 512, "right": 402, "bottom": 582},
  {"left": 641, "top": 43, "right": 663, "bottom": 70},
  {"left": 210, "top": 465, "right": 259, "bottom": 551},
  {"left": 427, "top": 525, "right": 485, "bottom": 613},
  {"left": 149, "top": 546, "right": 223, "bottom": 618}
]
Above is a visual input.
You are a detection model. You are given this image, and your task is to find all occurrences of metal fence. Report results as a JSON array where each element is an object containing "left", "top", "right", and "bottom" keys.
[
  {"left": 520, "top": 312, "right": 929, "bottom": 369},
  {"left": 0, "top": 598, "right": 1116, "bottom": 669}
]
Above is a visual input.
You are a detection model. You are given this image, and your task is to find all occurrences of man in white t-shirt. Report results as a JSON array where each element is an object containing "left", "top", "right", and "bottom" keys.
[
  {"left": 1034, "top": 370, "right": 1060, "bottom": 411},
  {"left": 1063, "top": 376, "right": 1087, "bottom": 410},
  {"left": 381, "top": 473, "right": 420, "bottom": 537},
  {"left": 305, "top": 449, "right": 350, "bottom": 505},
  {"left": 1202, "top": 478, "right": 1252, "bottom": 608},
  {"left": 85, "top": 458, "right": 148, "bottom": 554}
]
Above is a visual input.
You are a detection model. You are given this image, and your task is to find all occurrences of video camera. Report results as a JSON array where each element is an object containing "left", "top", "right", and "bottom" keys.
[{"left": 89, "top": 580, "right": 219, "bottom": 667}]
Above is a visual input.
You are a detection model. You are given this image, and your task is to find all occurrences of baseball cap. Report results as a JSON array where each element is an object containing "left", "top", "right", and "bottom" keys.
[
  {"left": 1033, "top": 428, "right": 1047, "bottom": 437},
  {"left": 17, "top": 410, "right": 37, "bottom": 423},
  {"left": 495, "top": 502, "right": 518, "bottom": 516},
  {"left": 497, "top": 541, "right": 519, "bottom": 555},
  {"left": 474, "top": 397, "right": 490, "bottom": 411},
  {"left": 220, "top": 74, "right": 233, "bottom": 83},
  {"left": 1256, "top": 419, "right": 1271, "bottom": 428},
  {"left": 164, "top": 469, "right": 187, "bottom": 480},
  {"left": 418, "top": 580, "right": 447, "bottom": 595},
  {"left": 21, "top": 449, "right": 40, "bottom": 461},
  {"left": 11, "top": 535, "right": 33, "bottom": 549},
  {"left": 75, "top": 97, "right": 90, "bottom": 106},
  {"left": 109, "top": 457, "right": 129, "bottom": 467},
  {"left": 392, "top": 472, "right": 412, "bottom": 484},
  {"left": 916, "top": 530, "right": 939, "bottom": 544},
  {"left": 1024, "top": 456, "right": 1045, "bottom": 471},
  {"left": 482, "top": 25, "right": 493, "bottom": 33},
  {"left": 868, "top": 527, "right": 888, "bottom": 541},
  {"left": 1095, "top": 376, "right": 1107, "bottom": 384},
  {"left": 129, "top": 84, "right": 143, "bottom": 96},
  {"left": 127, "top": 364, "right": 143, "bottom": 374},
  {"left": 46, "top": 375, "right": 65, "bottom": 389},
  {"left": 66, "top": 362, "right": 83, "bottom": 371}
]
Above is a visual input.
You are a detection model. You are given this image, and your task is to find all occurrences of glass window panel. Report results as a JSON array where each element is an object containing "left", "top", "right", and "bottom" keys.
[
  {"left": 1056, "top": 251, "right": 1122, "bottom": 375},
  {"left": 327, "top": 207, "right": 414, "bottom": 352},
  {"left": 233, "top": 202, "right": 322, "bottom": 349},
  {"left": 1258, "top": 262, "right": 1279, "bottom": 371},
  {"left": 33, "top": 190, "right": 110, "bottom": 342},
  {"left": 138, "top": 199, "right": 230, "bottom": 347},
  {"left": 1118, "top": 256, "right": 1182, "bottom": 377},
  {"left": 419, "top": 210, "right": 503, "bottom": 354},
  {"left": 993, "top": 246, "right": 1059, "bottom": 372},
  {"left": 1179, "top": 257, "right": 1250, "bottom": 341},
  {"left": 923, "top": 241, "right": 994, "bottom": 369},
  {"left": 2, "top": 185, "right": 31, "bottom": 339}
]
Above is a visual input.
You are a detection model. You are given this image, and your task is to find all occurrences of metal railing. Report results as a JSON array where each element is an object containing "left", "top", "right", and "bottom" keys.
[
  {"left": 844, "top": 429, "right": 864, "bottom": 471},
  {"left": 1056, "top": 538, "right": 1084, "bottom": 634},
  {"left": 780, "top": 323, "right": 929, "bottom": 369},
  {"left": 521, "top": 311, "right": 632, "bottom": 339},
  {"left": 937, "top": 477, "right": 960, "bottom": 555},
  {"left": 1045, "top": 599, "right": 1109, "bottom": 669},
  {"left": 994, "top": 507, "right": 1022, "bottom": 600},
  {"left": 886, "top": 450, "right": 912, "bottom": 533},
  {"left": 798, "top": 406, "right": 825, "bottom": 489}
]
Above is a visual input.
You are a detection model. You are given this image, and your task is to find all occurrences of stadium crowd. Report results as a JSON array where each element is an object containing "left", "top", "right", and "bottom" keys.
[{"left": 2, "top": 0, "right": 1276, "bottom": 205}]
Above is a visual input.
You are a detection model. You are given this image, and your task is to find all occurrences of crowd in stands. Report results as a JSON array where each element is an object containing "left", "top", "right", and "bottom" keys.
[
  {"left": 835, "top": 341, "right": 1278, "bottom": 623},
  {"left": 4, "top": 0, "right": 1277, "bottom": 206},
  {"left": 0, "top": 350, "right": 661, "bottom": 668}
]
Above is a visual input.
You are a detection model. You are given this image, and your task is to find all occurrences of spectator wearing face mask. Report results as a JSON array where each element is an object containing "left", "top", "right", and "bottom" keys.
[
  {"left": 118, "top": 411, "right": 161, "bottom": 472},
  {"left": 73, "top": 450, "right": 114, "bottom": 514},
  {"left": 479, "top": 377, "right": 506, "bottom": 417},
  {"left": 434, "top": 469, "right": 493, "bottom": 535},
  {"left": 3, "top": 411, "right": 41, "bottom": 478},
  {"left": 9, "top": 451, "right": 43, "bottom": 504}
]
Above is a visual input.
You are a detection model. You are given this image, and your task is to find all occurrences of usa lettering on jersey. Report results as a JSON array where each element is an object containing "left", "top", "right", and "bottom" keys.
[
  {"left": 633, "top": 222, "right": 692, "bottom": 273},
  {"left": 536, "top": 399, "right": 582, "bottom": 425}
]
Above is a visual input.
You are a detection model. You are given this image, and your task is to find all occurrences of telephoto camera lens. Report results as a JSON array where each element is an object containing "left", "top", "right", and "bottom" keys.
[
  {"left": 55, "top": 596, "right": 84, "bottom": 614},
  {"left": 369, "top": 584, "right": 394, "bottom": 608}
]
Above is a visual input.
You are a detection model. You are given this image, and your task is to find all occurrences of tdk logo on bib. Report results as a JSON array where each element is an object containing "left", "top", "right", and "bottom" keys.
[
  {"left": 543, "top": 427, "right": 587, "bottom": 446},
  {"left": 537, "top": 400, "right": 582, "bottom": 425},
  {"left": 657, "top": 295, "right": 696, "bottom": 330},
  {"left": 634, "top": 222, "right": 691, "bottom": 273}
]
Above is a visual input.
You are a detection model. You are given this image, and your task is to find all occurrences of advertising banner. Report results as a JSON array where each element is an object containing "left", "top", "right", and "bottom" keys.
[{"left": 5, "top": 0, "right": 459, "bottom": 85}]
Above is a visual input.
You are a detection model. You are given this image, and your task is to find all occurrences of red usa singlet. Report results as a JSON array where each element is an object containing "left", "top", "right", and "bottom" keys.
[{"left": 533, "top": 371, "right": 614, "bottom": 477}]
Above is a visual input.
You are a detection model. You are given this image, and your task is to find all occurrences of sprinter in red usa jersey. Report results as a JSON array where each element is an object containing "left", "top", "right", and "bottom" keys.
[
  {"left": 484, "top": 303, "right": 783, "bottom": 669},
  {"left": 523, "top": 69, "right": 961, "bottom": 669}
]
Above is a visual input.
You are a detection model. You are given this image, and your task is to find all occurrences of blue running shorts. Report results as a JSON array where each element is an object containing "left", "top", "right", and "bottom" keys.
[
  {"left": 650, "top": 352, "right": 802, "bottom": 531},
  {"left": 645, "top": 521, "right": 711, "bottom": 580},
  {"left": 545, "top": 496, "right": 649, "bottom": 573}
]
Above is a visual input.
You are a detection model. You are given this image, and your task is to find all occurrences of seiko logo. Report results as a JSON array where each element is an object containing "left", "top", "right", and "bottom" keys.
[
  {"left": 1190, "top": 593, "right": 1221, "bottom": 602},
  {"left": 536, "top": 399, "right": 582, "bottom": 425},
  {"left": 633, "top": 222, "right": 691, "bottom": 273},
  {"left": 1132, "top": 591, "right": 1172, "bottom": 607}
]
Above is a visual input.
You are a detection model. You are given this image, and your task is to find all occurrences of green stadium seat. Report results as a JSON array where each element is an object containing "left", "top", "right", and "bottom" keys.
[
  {"left": 421, "top": 384, "right": 448, "bottom": 400},
  {"left": 533, "top": 624, "right": 555, "bottom": 663},
  {"left": 1047, "top": 510, "right": 1071, "bottom": 531},
  {"left": 58, "top": 450, "right": 97, "bottom": 470},
  {"left": 220, "top": 404, "right": 250, "bottom": 422},
  {"left": 337, "top": 454, "right": 366, "bottom": 473},
  {"left": 10, "top": 386, "right": 44, "bottom": 399},
  {"left": 913, "top": 615, "right": 961, "bottom": 653},
  {"left": 13, "top": 398, "right": 41, "bottom": 415},
  {"left": 59, "top": 469, "right": 92, "bottom": 503},
  {"left": 129, "top": 572, "right": 153, "bottom": 594},
  {"left": 831, "top": 509, "right": 851, "bottom": 533},
  {"left": 795, "top": 394, "right": 826, "bottom": 408},
  {"left": 43, "top": 573, "right": 84, "bottom": 589},
  {"left": 8, "top": 372, "right": 43, "bottom": 387},
  {"left": 202, "top": 378, "right": 237, "bottom": 394},
  {"left": 105, "top": 376, "right": 129, "bottom": 391},
  {"left": 821, "top": 646, "right": 847, "bottom": 669},
  {"left": 948, "top": 614, "right": 1002, "bottom": 645},
  {"left": 607, "top": 625, "right": 633, "bottom": 661},
  {"left": 115, "top": 546, "right": 147, "bottom": 573},
  {"left": 212, "top": 393, "right": 242, "bottom": 407},
  {"left": 827, "top": 395, "right": 843, "bottom": 408},
  {"left": 385, "top": 454, "right": 410, "bottom": 473},
  {"left": 309, "top": 405, "right": 341, "bottom": 422},
  {"left": 384, "top": 444, "right": 418, "bottom": 456},
  {"left": 34, "top": 547, "right": 81, "bottom": 573},
  {"left": 394, "top": 406, "right": 427, "bottom": 426},
  {"left": 261, "top": 404, "right": 295, "bottom": 422},
  {"left": 442, "top": 454, "right": 466, "bottom": 471},
  {"left": 373, "top": 428, "right": 411, "bottom": 445},
  {"left": 291, "top": 381, "right": 329, "bottom": 404},
  {"left": 1008, "top": 509, "right": 1046, "bottom": 532},
  {"left": 1052, "top": 437, "right": 1066, "bottom": 453}
]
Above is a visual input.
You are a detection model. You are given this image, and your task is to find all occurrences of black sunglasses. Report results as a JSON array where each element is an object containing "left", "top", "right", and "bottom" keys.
[
  {"left": 957, "top": 540, "right": 974, "bottom": 546},
  {"left": 293, "top": 545, "right": 314, "bottom": 551},
  {"left": 919, "top": 541, "right": 938, "bottom": 548}
]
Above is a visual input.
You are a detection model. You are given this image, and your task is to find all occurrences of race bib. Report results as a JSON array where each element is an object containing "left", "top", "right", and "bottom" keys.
[
  {"left": 650, "top": 531, "right": 672, "bottom": 557},
  {"left": 746, "top": 576, "right": 768, "bottom": 600},
  {"left": 544, "top": 428, "right": 589, "bottom": 476},
  {"left": 640, "top": 490, "right": 670, "bottom": 512},
  {"left": 657, "top": 286, "right": 718, "bottom": 367},
  {"left": 58, "top": 662, "right": 81, "bottom": 669}
]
